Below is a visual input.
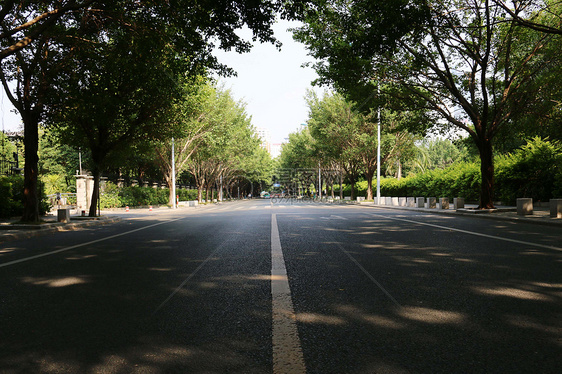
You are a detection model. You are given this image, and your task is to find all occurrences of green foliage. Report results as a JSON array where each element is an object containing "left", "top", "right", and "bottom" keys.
[
  {"left": 118, "top": 187, "right": 168, "bottom": 207},
  {"left": 0, "top": 175, "right": 49, "bottom": 218},
  {"left": 381, "top": 163, "right": 481, "bottom": 200},
  {"left": 378, "top": 138, "right": 562, "bottom": 203},
  {"left": 0, "top": 176, "right": 24, "bottom": 218},
  {"left": 115, "top": 186, "right": 198, "bottom": 207},
  {"left": 495, "top": 137, "right": 562, "bottom": 204}
]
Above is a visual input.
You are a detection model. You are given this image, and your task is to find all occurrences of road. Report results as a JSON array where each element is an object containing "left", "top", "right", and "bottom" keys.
[{"left": 0, "top": 199, "right": 560, "bottom": 373}]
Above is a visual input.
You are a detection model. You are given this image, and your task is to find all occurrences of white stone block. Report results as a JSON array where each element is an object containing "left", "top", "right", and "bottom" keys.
[
  {"left": 439, "top": 197, "right": 450, "bottom": 209},
  {"left": 517, "top": 198, "right": 533, "bottom": 215},
  {"left": 428, "top": 197, "right": 437, "bottom": 209},
  {"left": 57, "top": 208, "right": 71, "bottom": 223},
  {"left": 454, "top": 197, "right": 465, "bottom": 210},
  {"left": 550, "top": 199, "right": 562, "bottom": 218}
]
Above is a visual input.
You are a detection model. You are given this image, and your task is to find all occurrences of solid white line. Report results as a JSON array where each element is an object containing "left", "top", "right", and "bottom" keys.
[
  {"left": 271, "top": 213, "right": 306, "bottom": 374},
  {"left": 376, "top": 214, "right": 562, "bottom": 252},
  {"left": 336, "top": 242, "right": 402, "bottom": 308},
  {"left": 0, "top": 217, "right": 185, "bottom": 268}
]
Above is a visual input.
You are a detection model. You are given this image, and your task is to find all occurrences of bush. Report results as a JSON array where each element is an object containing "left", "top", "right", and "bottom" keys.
[
  {"left": 378, "top": 137, "right": 561, "bottom": 204},
  {"left": 495, "top": 137, "right": 562, "bottom": 204},
  {"left": 0, "top": 176, "right": 24, "bottom": 218},
  {"left": 0, "top": 175, "right": 49, "bottom": 218}
]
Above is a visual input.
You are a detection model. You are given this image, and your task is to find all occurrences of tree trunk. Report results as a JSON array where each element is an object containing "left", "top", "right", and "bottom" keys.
[
  {"left": 478, "top": 138, "right": 495, "bottom": 209},
  {"left": 365, "top": 168, "right": 375, "bottom": 201},
  {"left": 165, "top": 167, "right": 174, "bottom": 206},
  {"left": 89, "top": 167, "right": 101, "bottom": 217},
  {"left": 21, "top": 115, "right": 40, "bottom": 223}
]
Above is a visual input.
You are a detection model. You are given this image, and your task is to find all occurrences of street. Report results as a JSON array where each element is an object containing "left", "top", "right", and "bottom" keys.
[{"left": 0, "top": 199, "right": 561, "bottom": 373}]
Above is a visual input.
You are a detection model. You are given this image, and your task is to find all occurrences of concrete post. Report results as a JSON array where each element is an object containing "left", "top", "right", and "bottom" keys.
[
  {"left": 439, "top": 197, "right": 450, "bottom": 210},
  {"left": 57, "top": 208, "right": 71, "bottom": 223},
  {"left": 454, "top": 197, "right": 465, "bottom": 210},
  {"left": 517, "top": 198, "right": 533, "bottom": 215},
  {"left": 428, "top": 197, "right": 437, "bottom": 209},
  {"left": 407, "top": 197, "right": 415, "bottom": 207},
  {"left": 416, "top": 197, "right": 425, "bottom": 208},
  {"left": 75, "top": 175, "right": 94, "bottom": 213},
  {"left": 550, "top": 199, "right": 562, "bottom": 218}
]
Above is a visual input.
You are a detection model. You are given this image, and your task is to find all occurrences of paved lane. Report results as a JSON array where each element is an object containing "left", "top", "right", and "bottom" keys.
[{"left": 0, "top": 199, "right": 560, "bottom": 373}]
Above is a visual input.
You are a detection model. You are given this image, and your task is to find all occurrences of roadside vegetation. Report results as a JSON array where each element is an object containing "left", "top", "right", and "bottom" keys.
[{"left": 1, "top": 1, "right": 561, "bottom": 219}]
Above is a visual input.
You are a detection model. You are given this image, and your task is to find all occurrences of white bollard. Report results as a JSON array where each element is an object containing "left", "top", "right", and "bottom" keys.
[
  {"left": 517, "top": 198, "right": 533, "bottom": 215},
  {"left": 439, "top": 197, "right": 450, "bottom": 210},
  {"left": 550, "top": 199, "right": 562, "bottom": 218},
  {"left": 427, "top": 197, "right": 437, "bottom": 209},
  {"left": 416, "top": 197, "right": 425, "bottom": 208},
  {"left": 454, "top": 197, "right": 465, "bottom": 210}
]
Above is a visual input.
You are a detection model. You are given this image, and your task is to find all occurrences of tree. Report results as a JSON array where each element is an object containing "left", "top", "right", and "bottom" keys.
[
  {"left": 494, "top": 0, "right": 562, "bottom": 35},
  {"left": 294, "top": 0, "right": 562, "bottom": 208},
  {"left": 152, "top": 79, "right": 217, "bottom": 206},
  {"left": 187, "top": 87, "right": 258, "bottom": 203},
  {"left": 1, "top": 0, "right": 305, "bottom": 222}
]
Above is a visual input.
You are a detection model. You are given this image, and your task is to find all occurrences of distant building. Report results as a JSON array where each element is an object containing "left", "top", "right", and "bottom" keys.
[
  {"left": 270, "top": 143, "right": 283, "bottom": 158},
  {"left": 256, "top": 127, "right": 271, "bottom": 154}
]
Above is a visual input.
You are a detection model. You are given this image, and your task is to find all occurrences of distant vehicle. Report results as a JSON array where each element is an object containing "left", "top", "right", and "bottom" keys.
[{"left": 260, "top": 191, "right": 270, "bottom": 199}]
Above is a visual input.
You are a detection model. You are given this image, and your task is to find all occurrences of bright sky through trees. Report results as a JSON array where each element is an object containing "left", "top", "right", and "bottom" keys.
[
  {"left": 213, "top": 19, "right": 320, "bottom": 144},
  {"left": 2, "top": 19, "right": 318, "bottom": 145}
]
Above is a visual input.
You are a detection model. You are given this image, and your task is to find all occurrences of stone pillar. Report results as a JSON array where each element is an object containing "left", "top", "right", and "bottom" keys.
[
  {"left": 398, "top": 197, "right": 407, "bottom": 206},
  {"left": 391, "top": 197, "right": 399, "bottom": 206},
  {"left": 550, "top": 199, "right": 562, "bottom": 218},
  {"left": 385, "top": 197, "right": 392, "bottom": 205},
  {"left": 416, "top": 197, "right": 425, "bottom": 208},
  {"left": 517, "top": 198, "right": 533, "bottom": 215},
  {"left": 454, "top": 197, "right": 465, "bottom": 210},
  {"left": 407, "top": 197, "right": 415, "bottom": 207},
  {"left": 117, "top": 178, "right": 125, "bottom": 188},
  {"left": 439, "top": 197, "right": 450, "bottom": 210},
  {"left": 57, "top": 208, "right": 71, "bottom": 223},
  {"left": 427, "top": 197, "right": 437, "bottom": 209},
  {"left": 75, "top": 175, "right": 94, "bottom": 212}
]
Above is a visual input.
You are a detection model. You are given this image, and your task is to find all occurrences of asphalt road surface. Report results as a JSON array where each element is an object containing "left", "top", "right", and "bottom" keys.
[{"left": 0, "top": 199, "right": 560, "bottom": 373}]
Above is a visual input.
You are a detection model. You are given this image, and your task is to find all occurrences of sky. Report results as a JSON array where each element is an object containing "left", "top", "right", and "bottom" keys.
[
  {"left": 213, "top": 19, "right": 320, "bottom": 144},
  {"left": 1, "top": 20, "right": 320, "bottom": 143}
]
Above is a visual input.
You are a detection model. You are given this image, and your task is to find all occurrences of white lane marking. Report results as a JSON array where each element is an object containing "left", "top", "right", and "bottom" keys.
[
  {"left": 335, "top": 243, "right": 402, "bottom": 308},
  {"left": 0, "top": 218, "right": 185, "bottom": 268},
  {"left": 374, "top": 214, "right": 562, "bottom": 252},
  {"left": 153, "top": 240, "right": 228, "bottom": 313},
  {"left": 271, "top": 214, "right": 306, "bottom": 374}
]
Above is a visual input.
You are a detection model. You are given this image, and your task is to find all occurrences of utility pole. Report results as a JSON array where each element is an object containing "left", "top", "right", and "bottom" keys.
[
  {"left": 376, "top": 83, "right": 381, "bottom": 204},
  {"left": 172, "top": 137, "right": 176, "bottom": 209}
]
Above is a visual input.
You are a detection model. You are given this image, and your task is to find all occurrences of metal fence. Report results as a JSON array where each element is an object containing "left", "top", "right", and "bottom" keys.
[{"left": 0, "top": 158, "right": 20, "bottom": 176}]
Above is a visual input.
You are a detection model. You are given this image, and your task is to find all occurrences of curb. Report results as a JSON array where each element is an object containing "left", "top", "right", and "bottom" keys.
[
  {"left": 369, "top": 204, "right": 562, "bottom": 228},
  {"left": 0, "top": 216, "right": 121, "bottom": 243}
]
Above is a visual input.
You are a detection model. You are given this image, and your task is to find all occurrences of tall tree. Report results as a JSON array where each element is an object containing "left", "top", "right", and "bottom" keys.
[
  {"left": 1, "top": 0, "right": 305, "bottom": 222},
  {"left": 294, "top": 0, "right": 562, "bottom": 208}
]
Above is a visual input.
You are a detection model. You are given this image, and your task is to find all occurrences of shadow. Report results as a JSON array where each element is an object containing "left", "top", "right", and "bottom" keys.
[
  {"left": 0, "top": 215, "right": 273, "bottom": 373},
  {"left": 278, "top": 212, "right": 562, "bottom": 374}
]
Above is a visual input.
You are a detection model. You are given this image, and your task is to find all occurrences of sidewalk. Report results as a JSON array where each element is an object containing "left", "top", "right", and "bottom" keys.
[
  {"left": 369, "top": 202, "right": 562, "bottom": 227},
  {"left": 0, "top": 212, "right": 121, "bottom": 243}
]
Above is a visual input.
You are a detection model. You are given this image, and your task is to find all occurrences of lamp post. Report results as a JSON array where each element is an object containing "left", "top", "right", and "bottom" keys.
[
  {"left": 172, "top": 137, "right": 176, "bottom": 209},
  {"left": 376, "top": 83, "right": 381, "bottom": 204}
]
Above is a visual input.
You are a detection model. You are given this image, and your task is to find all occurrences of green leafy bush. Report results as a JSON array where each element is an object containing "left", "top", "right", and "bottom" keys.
[
  {"left": 0, "top": 175, "right": 49, "bottom": 218},
  {"left": 0, "top": 176, "right": 24, "bottom": 218},
  {"left": 495, "top": 137, "right": 562, "bottom": 204}
]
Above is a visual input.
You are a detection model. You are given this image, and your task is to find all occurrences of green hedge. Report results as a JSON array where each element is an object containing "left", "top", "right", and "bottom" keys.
[
  {"left": 333, "top": 138, "right": 562, "bottom": 204},
  {"left": 100, "top": 183, "right": 201, "bottom": 208},
  {"left": 379, "top": 138, "right": 561, "bottom": 204},
  {"left": 0, "top": 175, "right": 50, "bottom": 218},
  {"left": 0, "top": 176, "right": 24, "bottom": 218}
]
